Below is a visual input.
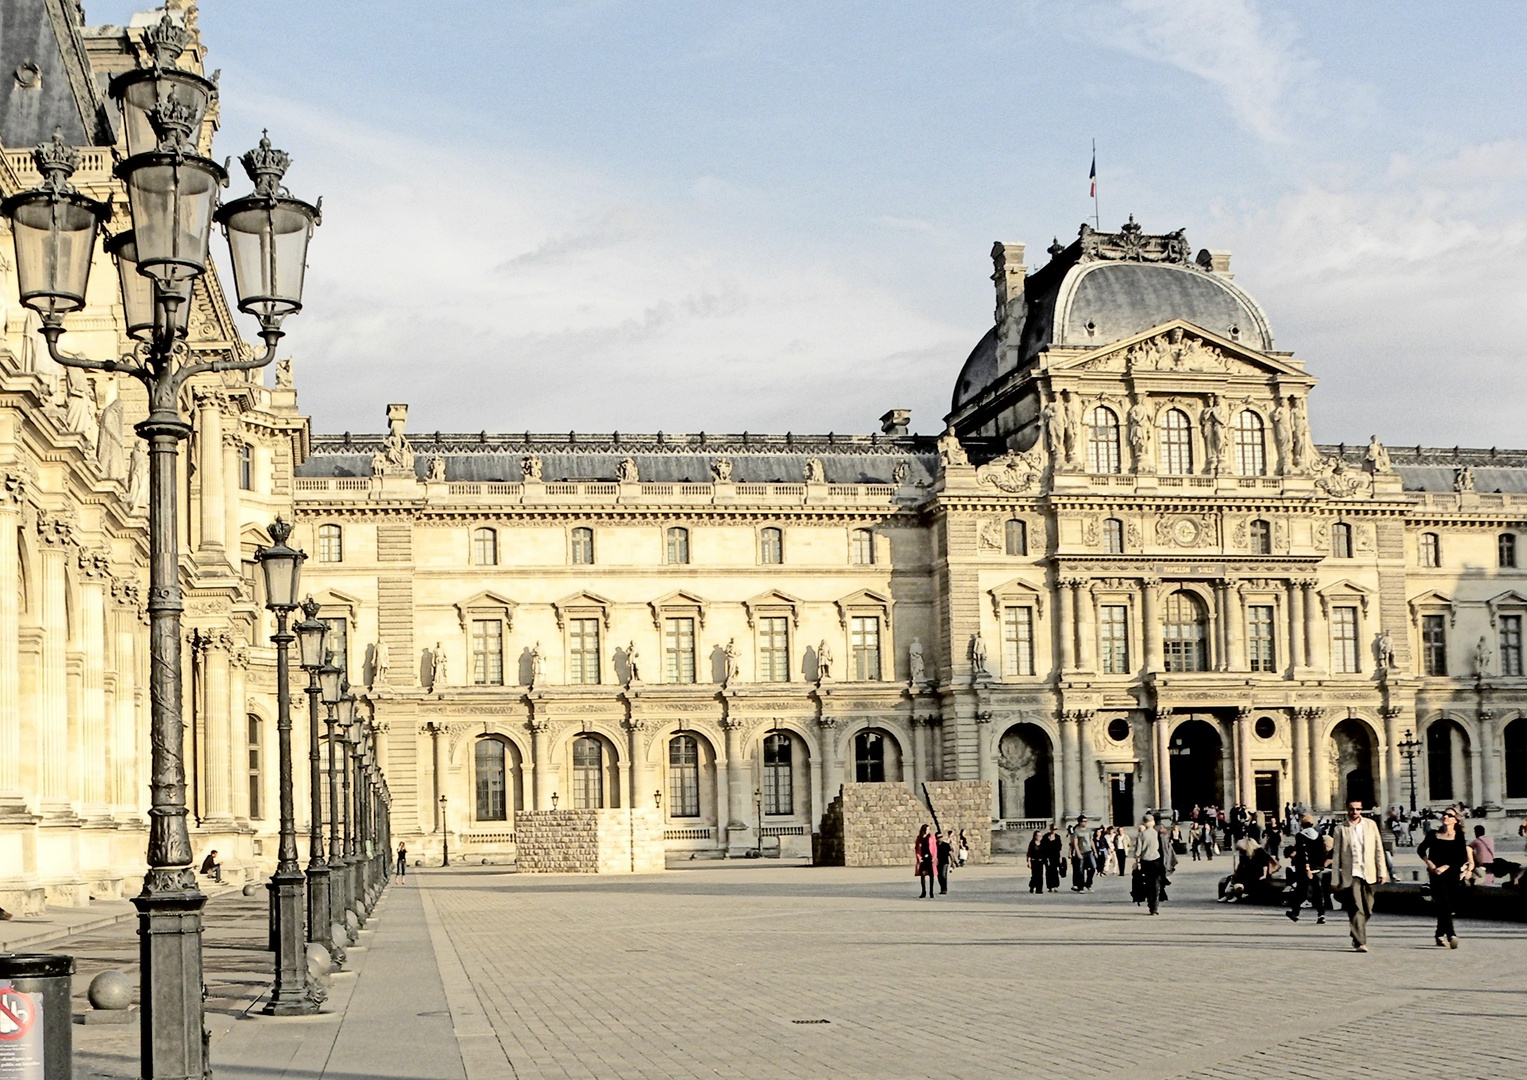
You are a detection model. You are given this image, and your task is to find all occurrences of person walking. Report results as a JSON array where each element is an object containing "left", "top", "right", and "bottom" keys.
[
  {"left": 958, "top": 829, "right": 970, "bottom": 868},
  {"left": 1284, "top": 814, "right": 1328, "bottom": 925},
  {"left": 1330, "top": 799, "right": 1388, "bottom": 952},
  {"left": 1113, "top": 825, "right": 1129, "bottom": 876},
  {"left": 1418, "top": 809, "right": 1474, "bottom": 947},
  {"left": 936, "top": 830, "right": 953, "bottom": 895},
  {"left": 1040, "top": 823, "right": 1064, "bottom": 892},
  {"left": 1469, "top": 825, "right": 1496, "bottom": 885},
  {"left": 1025, "top": 829, "right": 1044, "bottom": 894},
  {"left": 1069, "top": 815, "right": 1095, "bottom": 892},
  {"left": 1132, "top": 814, "right": 1165, "bottom": 915},
  {"left": 395, "top": 841, "right": 408, "bottom": 883},
  {"left": 914, "top": 824, "right": 936, "bottom": 898}
]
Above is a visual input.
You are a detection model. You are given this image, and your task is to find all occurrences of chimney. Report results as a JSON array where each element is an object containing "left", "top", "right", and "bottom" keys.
[
  {"left": 880, "top": 409, "right": 910, "bottom": 437},
  {"left": 991, "top": 241, "right": 1027, "bottom": 375},
  {"left": 1195, "top": 249, "right": 1233, "bottom": 278}
]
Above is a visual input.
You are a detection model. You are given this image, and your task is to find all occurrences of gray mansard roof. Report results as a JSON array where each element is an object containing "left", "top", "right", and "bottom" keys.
[{"left": 1323, "top": 444, "right": 1527, "bottom": 495}]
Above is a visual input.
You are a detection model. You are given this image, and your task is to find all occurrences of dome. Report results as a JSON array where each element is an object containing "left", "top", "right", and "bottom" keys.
[
  {"left": 951, "top": 326, "right": 998, "bottom": 412},
  {"left": 1053, "top": 260, "right": 1272, "bottom": 352}
]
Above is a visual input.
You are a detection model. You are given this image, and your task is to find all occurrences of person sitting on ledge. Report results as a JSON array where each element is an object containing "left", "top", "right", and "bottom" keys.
[{"left": 199, "top": 849, "right": 222, "bottom": 884}]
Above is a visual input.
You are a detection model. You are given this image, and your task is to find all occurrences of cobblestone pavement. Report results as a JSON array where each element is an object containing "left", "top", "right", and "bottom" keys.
[{"left": 419, "top": 858, "right": 1527, "bottom": 1080}]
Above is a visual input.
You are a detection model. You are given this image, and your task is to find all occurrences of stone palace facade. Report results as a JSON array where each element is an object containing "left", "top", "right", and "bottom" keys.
[{"left": 4, "top": 1, "right": 1527, "bottom": 909}]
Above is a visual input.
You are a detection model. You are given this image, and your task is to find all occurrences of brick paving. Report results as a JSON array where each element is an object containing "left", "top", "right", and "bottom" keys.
[{"left": 419, "top": 857, "right": 1526, "bottom": 1080}]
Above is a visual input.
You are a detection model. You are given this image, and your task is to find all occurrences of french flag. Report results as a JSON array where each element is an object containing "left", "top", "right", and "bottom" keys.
[{"left": 1089, "top": 151, "right": 1096, "bottom": 198}]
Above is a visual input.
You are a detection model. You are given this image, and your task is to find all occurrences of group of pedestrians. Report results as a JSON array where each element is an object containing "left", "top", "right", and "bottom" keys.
[
  {"left": 1023, "top": 819, "right": 1133, "bottom": 894},
  {"left": 913, "top": 824, "right": 969, "bottom": 897}
]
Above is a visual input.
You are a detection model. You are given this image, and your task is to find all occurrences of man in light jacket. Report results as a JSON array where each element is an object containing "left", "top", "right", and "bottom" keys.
[{"left": 1330, "top": 799, "right": 1388, "bottom": 951}]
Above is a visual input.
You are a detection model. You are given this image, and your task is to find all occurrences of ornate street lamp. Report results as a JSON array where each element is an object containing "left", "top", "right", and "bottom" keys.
[
  {"left": 337, "top": 689, "right": 358, "bottom": 936},
  {"left": 439, "top": 794, "right": 450, "bottom": 867},
  {"left": 1, "top": 15, "right": 320, "bottom": 1075},
  {"left": 1398, "top": 728, "right": 1422, "bottom": 814},
  {"left": 294, "top": 598, "right": 335, "bottom": 964},
  {"left": 348, "top": 714, "right": 368, "bottom": 922},
  {"left": 255, "top": 518, "right": 316, "bottom": 1015},
  {"left": 318, "top": 659, "right": 346, "bottom": 964}
]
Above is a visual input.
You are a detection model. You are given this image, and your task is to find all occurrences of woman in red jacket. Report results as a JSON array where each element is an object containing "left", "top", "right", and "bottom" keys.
[{"left": 914, "top": 824, "right": 937, "bottom": 898}]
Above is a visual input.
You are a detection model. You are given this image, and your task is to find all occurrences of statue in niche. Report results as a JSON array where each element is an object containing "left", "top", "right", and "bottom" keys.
[
  {"left": 970, "top": 632, "right": 989, "bottom": 677},
  {"left": 908, "top": 638, "right": 926, "bottom": 685},
  {"left": 1200, "top": 394, "right": 1227, "bottom": 473},
  {"left": 1063, "top": 393, "right": 1083, "bottom": 466},
  {"left": 803, "top": 457, "right": 825, "bottom": 483},
  {"left": 1364, "top": 435, "right": 1392, "bottom": 474},
  {"left": 616, "top": 456, "right": 639, "bottom": 483},
  {"left": 1453, "top": 466, "right": 1474, "bottom": 493},
  {"left": 710, "top": 456, "right": 732, "bottom": 482},
  {"left": 1272, "top": 398, "right": 1294, "bottom": 473},
  {"left": 96, "top": 389, "right": 125, "bottom": 479},
  {"left": 1375, "top": 629, "right": 1395, "bottom": 671},
  {"left": 816, "top": 640, "right": 833, "bottom": 682},
  {"left": 1290, "top": 396, "right": 1315, "bottom": 471},
  {"left": 126, "top": 444, "right": 148, "bottom": 511},
  {"left": 722, "top": 637, "right": 739, "bottom": 686},
  {"left": 936, "top": 430, "right": 967, "bottom": 468},
  {"left": 625, "top": 640, "right": 641, "bottom": 685},
  {"left": 372, "top": 638, "right": 390, "bottom": 687},
  {"left": 892, "top": 460, "right": 909, "bottom": 485},
  {"left": 530, "top": 642, "right": 545, "bottom": 686},
  {"left": 1041, "top": 396, "right": 1066, "bottom": 462},
  {"left": 431, "top": 642, "right": 447, "bottom": 691},
  {"left": 64, "top": 367, "right": 97, "bottom": 448},
  {"left": 426, "top": 456, "right": 446, "bottom": 482},
  {"left": 521, "top": 454, "right": 543, "bottom": 481},
  {"left": 1126, "top": 400, "right": 1151, "bottom": 471},
  {"left": 275, "top": 358, "right": 294, "bottom": 389},
  {"left": 1475, "top": 635, "right": 1491, "bottom": 676}
]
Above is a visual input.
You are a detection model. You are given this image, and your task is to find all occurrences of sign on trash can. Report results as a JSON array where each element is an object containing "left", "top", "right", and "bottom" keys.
[{"left": 0, "top": 953, "right": 75, "bottom": 1080}]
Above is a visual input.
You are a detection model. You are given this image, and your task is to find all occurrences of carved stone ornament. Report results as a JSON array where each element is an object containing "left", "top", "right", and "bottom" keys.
[
  {"left": 1314, "top": 457, "right": 1366, "bottom": 498},
  {"left": 1077, "top": 218, "right": 1192, "bottom": 266},
  {"left": 1155, "top": 514, "right": 1216, "bottom": 548},
  {"left": 617, "top": 457, "right": 640, "bottom": 484},
  {"left": 710, "top": 456, "right": 732, "bottom": 482},
  {"left": 975, "top": 446, "right": 1043, "bottom": 493},
  {"left": 802, "top": 457, "right": 825, "bottom": 483},
  {"left": 977, "top": 517, "right": 1004, "bottom": 552},
  {"left": 521, "top": 454, "right": 543, "bottom": 481},
  {"left": 937, "top": 429, "right": 969, "bottom": 468}
]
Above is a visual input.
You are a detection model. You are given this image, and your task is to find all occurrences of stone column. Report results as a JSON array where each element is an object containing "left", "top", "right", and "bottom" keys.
[
  {"left": 1291, "top": 707, "right": 1311, "bottom": 809},
  {"left": 111, "top": 582, "right": 140, "bottom": 816},
  {"left": 1074, "top": 710, "right": 1094, "bottom": 820},
  {"left": 195, "top": 389, "right": 226, "bottom": 554},
  {"left": 1311, "top": 709, "right": 1332, "bottom": 813},
  {"left": 1140, "top": 577, "right": 1162, "bottom": 673},
  {"left": 817, "top": 717, "right": 840, "bottom": 820},
  {"left": 1153, "top": 710, "right": 1172, "bottom": 812},
  {"left": 78, "top": 551, "right": 109, "bottom": 816},
  {"left": 1468, "top": 721, "right": 1485, "bottom": 810},
  {"left": 223, "top": 429, "right": 243, "bottom": 561},
  {"left": 1287, "top": 581, "right": 1306, "bottom": 671},
  {"left": 720, "top": 718, "right": 745, "bottom": 829},
  {"left": 528, "top": 719, "right": 549, "bottom": 810},
  {"left": 1225, "top": 582, "right": 1247, "bottom": 672},
  {"left": 1058, "top": 712, "right": 1078, "bottom": 821},
  {"left": 624, "top": 718, "right": 650, "bottom": 811},
  {"left": 0, "top": 476, "right": 21, "bottom": 808},
  {"left": 37, "top": 514, "right": 71, "bottom": 814},
  {"left": 1075, "top": 583, "right": 1095, "bottom": 673},
  {"left": 909, "top": 714, "right": 927, "bottom": 791},
  {"left": 1235, "top": 707, "right": 1254, "bottom": 808},
  {"left": 1381, "top": 706, "right": 1402, "bottom": 813},
  {"left": 1303, "top": 582, "right": 1327, "bottom": 672},
  {"left": 230, "top": 646, "right": 249, "bottom": 822},
  {"left": 1057, "top": 580, "right": 1076, "bottom": 672},
  {"left": 202, "top": 630, "right": 234, "bottom": 824},
  {"left": 1480, "top": 710, "right": 1502, "bottom": 809},
  {"left": 975, "top": 712, "right": 996, "bottom": 820}
]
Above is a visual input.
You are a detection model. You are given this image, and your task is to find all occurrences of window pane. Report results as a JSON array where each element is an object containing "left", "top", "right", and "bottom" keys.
[
  {"left": 1502, "top": 534, "right": 1517, "bottom": 568},
  {"left": 667, "top": 736, "right": 700, "bottom": 817},
  {"left": 569, "top": 618, "right": 601, "bottom": 685},
  {"left": 1332, "top": 607, "right": 1359, "bottom": 673},
  {"left": 1162, "top": 592, "right": 1207, "bottom": 672},
  {"left": 571, "top": 527, "right": 594, "bottom": 564},
  {"left": 473, "top": 619, "right": 504, "bottom": 685},
  {"left": 239, "top": 444, "right": 252, "bottom": 490},
  {"left": 1004, "top": 519, "right": 1027, "bottom": 556},
  {"left": 318, "top": 524, "right": 342, "bottom": 563},
  {"left": 1502, "top": 615, "right": 1522, "bottom": 677},
  {"left": 1088, "top": 406, "right": 1121, "bottom": 474},
  {"left": 572, "top": 736, "right": 604, "bottom": 809},
  {"left": 321, "top": 617, "right": 348, "bottom": 680},
  {"left": 1422, "top": 614, "right": 1447, "bottom": 676},
  {"left": 1333, "top": 523, "right": 1352, "bottom": 559},
  {"left": 1157, "top": 409, "right": 1193, "bottom": 475},
  {"left": 665, "top": 618, "right": 696, "bottom": 683},
  {"left": 1102, "top": 519, "right": 1123, "bottom": 554},
  {"left": 850, "top": 529, "right": 874, "bottom": 565},
  {"left": 758, "top": 616, "right": 789, "bottom": 682},
  {"left": 473, "top": 528, "right": 497, "bottom": 565},
  {"left": 666, "top": 527, "right": 689, "bottom": 564},
  {"left": 1251, "top": 520, "right": 1271, "bottom": 555},
  {"left": 854, "top": 731, "right": 885, "bottom": 783},
  {"left": 247, "top": 715, "right": 262, "bottom": 819},
  {"left": 1002, "top": 606, "right": 1034, "bottom": 677},
  {"left": 764, "top": 733, "right": 793, "bottom": 815},
  {"left": 1234, "top": 410, "right": 1266, "bottom": 476},
  {"left": 1248, "top": 605, "right": 1276, "bottom": 672},
  {"left": 475, "top": 740, "right": 506, "bottom": 821},
  {"left": 851, "top": 616, "right": 881, "bottom": 680},
  {"left": 1099, "top": 604, "right": 1129, "bottom": 674},
  {"left": 1421, "top": 533, "right": 1439, "bottom": 567},
  {"left": 760, "top": 527, "right": 783, "bottom": 564}
]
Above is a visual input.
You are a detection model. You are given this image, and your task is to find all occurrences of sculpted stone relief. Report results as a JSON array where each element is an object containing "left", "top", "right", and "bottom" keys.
[
  {"left": 975, "top": 447, "right": 1044, "bottom": 493},
  {"left": 1154, "top": 514, "right": 1218, "bottom": 549}
]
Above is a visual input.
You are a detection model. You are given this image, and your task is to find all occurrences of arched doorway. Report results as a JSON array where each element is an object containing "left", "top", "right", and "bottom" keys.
[
  {"left": 1330, "top": 719, "right": 1377, "bottom": 808},
  {"left": 1169, "top": 718, "right": 1224, "bottom": 815},
  {"left": 997, "top": 723, "right": 1053, "bottom": 819},
  {"left": 1506, "top": 718, "right": 1527, "bottom": 800},
  {"left": 1425, "top": 719, "right": 1470, "bottom": 804}
]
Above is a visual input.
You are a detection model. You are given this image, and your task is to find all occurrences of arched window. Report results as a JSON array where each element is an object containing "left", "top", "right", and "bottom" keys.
[
  {"left": 1234, "top": 410, "right": 1266, "bottom": 476},
  {"left": 571, "top": 526, "right": 594, "bottom": 565},
  {"left": 853, "top": 730, "right": 886, "bottom": 783},
  {"left": 1005, "top": 519, "right": 1027, "bottom": 556},
  {"left": 1501, "top": 533, "right": 1518, "bottom": 569},
  {"left": 1332, "top": 522, "right": 1353, "bottom": 559},
  {"left": 665, "top": 527, "right": 689, "bottom": 565},
  {"left": 572, "top": 736, "right": 605, "bottom": 809},
  {"left": 1250, "top": 519, "right": 1272, "bottom": 555},
  {"left": 1427, "top": 722, "right": 1455, "bottom": 801},
  {"left": 1420, "top": 532, "right": 1440, "bottom": 567},
  {"left": 1157, "top": 408, "right": 1193, "bottom": 475},
  {"left": 759, "top": 527, "right": 783, "bottom": 565},
  {"left": 849, "top": 528, "right": 874, "bottom": 565},
  {"left": 1162, "top": 591, "right": 1208, "bottom": 673},
  {"left": 1505, "top": 718, "right": 1527, "bottom": 799},
  {"left": 1102, "top": 518, "right": 1124, "bottom": 554},
  {"left": 317, "top": 524, "right": 342, "bottom": 563},
  {"left": 247, "top": 714, "right": 263, "bottom": 819},
  {"left": 1087, "top": 406, "right": 1121, "bottom": 475},
  {"left": 667, "top": 735, "right": 700, "bottom": 818},
  {"left": 472, "top": 527, "right": 498, "bottom": 566},
  {"left": 763, "top": 733, "right": 793, "bottom": 815},
  {"left": 239, "top": 444, "right": 253, "bottom": 490},
  {"left": 475, "top": 739, "right": 507, "bottom": 821}
]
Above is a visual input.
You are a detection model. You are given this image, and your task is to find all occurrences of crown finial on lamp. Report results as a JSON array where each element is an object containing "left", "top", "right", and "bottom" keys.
[{"left": 240, "top": 130, "right": 291, "bottom": 199}]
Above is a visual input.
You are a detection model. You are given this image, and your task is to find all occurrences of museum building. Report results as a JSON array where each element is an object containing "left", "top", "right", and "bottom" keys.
[{"left": 3, "top": 0, "right": 1527, "bottom": 910}]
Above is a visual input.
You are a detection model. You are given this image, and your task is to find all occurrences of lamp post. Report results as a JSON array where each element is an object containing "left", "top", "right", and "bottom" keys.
[
  {"left": 344, "top": 701, "right": 364, "bottom": 925},
  {"left": 334, "top": 689, "right": 357, "bottom": 942},
  {"left": 0, "top": 16, "right": 320, "bottom": 1074},
  {"left": 293, "top": 598, "right": 334, "bottom": 964},
  {"left": 653, "top": 789, "right": 661, "bottom": 810},
  {"left": 1398, "top": 728, "right": 1422, "bottom": 813},
  {"left": 317, "top": 659, "right": 345, "bottom": 964},
  {"left": 439, "top": 794, "right": 450, "bottom": 867},
  {"left": 754, "top": 788, "right": 763, "bottom": 857},
  {"left": 255, "top": 519, "right": 317, "bottom": 1015}
]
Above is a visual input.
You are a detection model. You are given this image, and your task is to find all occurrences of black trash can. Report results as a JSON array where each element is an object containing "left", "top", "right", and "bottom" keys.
[{"left": 0, "top": 952, "right": 74, "bottom": 1080}]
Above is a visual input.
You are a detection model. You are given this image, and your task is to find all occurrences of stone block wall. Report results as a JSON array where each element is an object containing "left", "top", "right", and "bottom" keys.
[
  {"left": 814, "top": 781, "right": 992, "bottom": 867},
  {"left": 514, "top": 809, "right": 665, "bottom": 873}
]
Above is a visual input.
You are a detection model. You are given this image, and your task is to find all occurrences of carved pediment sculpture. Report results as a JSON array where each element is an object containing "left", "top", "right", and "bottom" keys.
[
  {"left": 1314, "top": 456, "right": 1367, "bottom": 498},
  {"left": 975, "top": 446, "right": 1044, "bottom": 493}
]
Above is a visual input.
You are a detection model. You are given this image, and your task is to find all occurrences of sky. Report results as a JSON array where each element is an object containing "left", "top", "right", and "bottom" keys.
[{"left": 88, "top": 1, "right": 1527, "bottom": 445}]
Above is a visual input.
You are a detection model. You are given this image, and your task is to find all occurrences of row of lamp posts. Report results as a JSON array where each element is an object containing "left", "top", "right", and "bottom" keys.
[{"left": 0, "top": 14, "right": 382, "bottom": 1076}]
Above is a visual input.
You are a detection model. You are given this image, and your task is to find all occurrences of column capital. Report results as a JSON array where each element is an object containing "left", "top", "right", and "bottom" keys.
[
  {"left": 1059, "top": 576, "right": 1087, "bottom": 590},
  {"left": 1061, "top": 708, "right": 1094, "bottom": 724},
  {"left": 816, "top": 715, "right": 838, "bottom": 730},
  {"left": 222, "top": 430, "right": 247, "bottom": 450},
  {"left": 35, "top": 510, "right": 72, "bottom": 546},
  {"left": 192, "top": 386, "right": 229, "bottom": 412},
  {"left": 717, "top": 716, "right": 744, "bottom": 732},
  {"left": 524, "top": 718, "right": 551, "bottom": 735},
  {"left": 622, "top": 716, "right": 654, "bottom": 734},
  {"left": 975, "top": 710, "right": 994, "bottom": 725},
  {"left": 1295, "top": 705, "right": 1327, "bottom": 722},
  {"left": 1140, "top": 576, "right": 1162, "bottom": 590},
  {"left": 1235, "top": 705, "right": 1254, "bottom": 721},
  {"left": 1379, "top": 705, "right": 1402, "bottom": 720},
  {"left": 1478, "top": 707, "right": 1496, "bottom": 723}
]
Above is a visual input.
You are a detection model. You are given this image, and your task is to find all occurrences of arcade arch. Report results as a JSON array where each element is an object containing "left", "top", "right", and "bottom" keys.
[{"left": 996, "top": 722, "right": 1054, "bottom": 820}]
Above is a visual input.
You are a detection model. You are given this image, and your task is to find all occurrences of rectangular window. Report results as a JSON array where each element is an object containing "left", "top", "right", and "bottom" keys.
[
  {"left": 763, "top": 735, "right": 793, "bottom": 816},
  {"left": 1099, "top": 604, "right": 1129, "bottom": 674},
  {"left": 1248, "top": 605, "right": 1276, "bottom": 672},
  {"left": 568, "top": 618, "right": 600, "bottom": 685},
  {"left": 664, "top": 617, "right": 696, "bottom": 684},
  {"left": 667, "top": 738, "right": 700, "bottom": 818},
  {"left": 758, "top": 616, "right": 790, "bottom": 682},
  {"left": 851, "top": 616, "right": 881, "bottom": 680},
  {"left": 472, "top": 619, "right": 504, "bottom": 685},
  {"left": 247, "top": 716, "right": 262, "bottom": 819},
  {"left": 1422, "top": 614, "right": 1447, "bottom": 676},
  {"left": 1002, "top": 606, "right": 1035, "bottom": 677},
  {"left": 1332, "top": 606, "right": 1359, "bottom": 674},
  {"left": 1502, "top": 615, "right": 1523, "bottom": 677},
  {"left": 321, "top": 617, "right": 348, "bottom": 679}
]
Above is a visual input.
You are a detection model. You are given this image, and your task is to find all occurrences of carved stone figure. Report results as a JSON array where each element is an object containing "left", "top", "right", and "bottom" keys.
[
  {"left": 1200, "top": 394, "right": 1227, "bottom": 473},
  {"left": 372, "top": 638, "right": 390, "bottom": 687},
  {"left": 1290, "top": 396, "right": 1315, "bottom": 470},
  {"left": 1126, "top": 400, "right": 1151, "bottom": 472},
  {"left": 382, "top": 406, "right": 413, "bottom": 472},
  {"left": 431, "top": 642, "right": 447, "bottom": 691},
  {"left": 625, "top": 640, "right": 641, "bottom": 684},
  {"left": 617, "top": 457, "right": 639, "bottom": 483},
  {"left": 803, "top": 457, "right": 825, "bottom": 483},
  {"left": 1042, "top": 398, "right": 1066, "bottom": 462},
  {"left": 370, "top": 449, "right": 387, "bottom": 475},
  {"left": 710, "top": 456, "right": 732, "bottom": 482},
  {"left": 816, "top": 640, "right": 833, "bottom": 682},
  {"left": 892, "top": 460, "right": 909, "bottom": 485},
  {"left": 1375, "top": 629, "right": 1395, "bottom": 671},
  {"left": 908, "top": 638, "right": 925, "bottom": 685},
  {"left": 1475, "top": 635, "right": 1491, "bottom": 676},
  {"left": 126, "top": 445, "right": 148, "bottom": 511},
  {"left": 275, "top": 358, "right": 294, "bottom": 388},
  {"left": 521, "top": 454, "right": 543, "bottom": 481},
  {"left": 1063, "top": 393, "right": 1083, "bottom": 466},
  {"left": 1364, "top": 435, "right": 1392, "bottom": 474},
  {"left": 530, "top": 642, "right": 545, "bottom": 686},
  {"left": 1272, "top": 398, "right": 1294, "bottom": 473},
  {"left": 936, "top": 430, "right": 968, "bottom": 468},
  {"left": 64, "top": 367, "right": 97, "bottom": 448},
  {"left": 1454, "top": 466, "right": 1475, "bottom": 493},
  {"left": 975, "top": 448, "right": 1043, "bottom": 493},
  {"left": 722, "top": 637, "right": 739, "bottom": 686},
  {"left": 96, "top": 391, "right": 125, "bottom": 479},
  {"left": 426, "top": 456, "right": 446, "bottom": 482},
  {"left": 970, "top": 632, "right": 989, "bottom": 677}
]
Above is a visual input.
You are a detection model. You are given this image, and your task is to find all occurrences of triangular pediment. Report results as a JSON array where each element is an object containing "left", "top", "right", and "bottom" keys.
[
  {"left": 988, "top": 577, "right": 1046, "bottom": 619},
  {"left": 648, "top": 590, "right": 708, "bottom": 627},
  {"left": 1054, "top": 321, "right": 1305, "bottom": 379},
  {"left": 743, "top": 589, "right": 804, "bottom": 626},
  {"left": 1316, "top": 578, "right": 1373, "bottom": 617},
  {"left": 1487, "top": 590, "right": 1527, "bottom": 625},
  {"left": 455, "top": 590, "right": 518, "bottom": 630},
  {"left": 1408, "top": 589, "right": 1456, "bottom": 627},
  {"left": 554, "top": 590, "right": 614, "bottom": 628}
]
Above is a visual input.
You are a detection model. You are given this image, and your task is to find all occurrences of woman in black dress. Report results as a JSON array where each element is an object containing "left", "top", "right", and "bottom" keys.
[
  {"left": 1418, "top": 808, "right": 1474, "bottom": 947},
  {"left": 1025, "top": 830, "right": 1044, "bottom": 893}
]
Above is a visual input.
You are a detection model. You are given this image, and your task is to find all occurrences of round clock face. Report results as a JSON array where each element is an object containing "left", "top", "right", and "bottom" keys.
[{"left": 1172, "top": 518, "right": 1199, "bottom": 545}]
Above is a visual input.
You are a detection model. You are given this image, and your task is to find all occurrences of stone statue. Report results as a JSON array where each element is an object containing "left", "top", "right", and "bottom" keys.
[
  {"left": 722, "top": 637, "right": 739, "bottom": 686},
  {"left": 803, "top": 457, "right": 825, "bottom": 483},
  {"left": 369, "top": 449, "right": 387, "bottom": 475},
  {"left": 908, "top": 637, "right": 925, "bottom": 685},
  {"left": 970, "top": 631, "right": 989, "bottom": 677},
  {"left": 382, "top": 407, "right": 413, "bottom": 471},
  {"left": 1454, "top": 466, "right": 1475, "bottom": 493},
  {"left": 1200, "top": 394, "right": 1227, "bottom": 473},
  {"left": 710, "top": 457, "right": 732, "bottom": 482},
  {"left": 521, "top": 454, "right": 543, "bottom": 481},
  {"left": 616, "top": 457, "right": 639, "bottom": 483},
  {"left": 1126, "top": 400, "right": 1151, "bottom": 472},
  {"left": 275, "top": 358, "right": 294, "bottom": 388},
  {"left": 431, "top": 642, "right": 447, "bottom": 691},
  {"left": 1375, "top": 629, "right": 1395, "bottom": 671},
  {"left": 64, "top": 367, "right": 97, "bottom": 448},
  {"left": 530, "top": 642, "right": 545, "bottom": 686},
  {"left": 892, "top": 460, "right": 909, "bottom": 485},
  {"left": 936, "top": 430, "right": 967, "bottom": 468},
  {"left": 1475, "top": 635, "right": 1491, "bottom": 676},
  {"left": 126, "top": 444, "right": 148, "bottom": 511},
  {"left": 1042, "top": 398, "right": 1066, "bottom": 462},
  {"left": 1063, "top": 393, "right": 1083, "bottom": 466},
  {"left": 372, "top": 638, "right": 390, "bottom": 687},
  {"left": 1364, "top": 435, "right": 1392, "bottom": 474},
  {"left": 1290, "top": 396, "right": 1314, "bottom": 470},
  {"left": 426, "top": 456, "right": 446, "bottom": 482},
  {"left": 625, "top": 640, "right": 641, "bottom": 684},
  {"left": 816, "top": 640, "right": 833, "bottom": 682},
  {"left": 95, "top": 391, "right": 125, "bottom": 479},
  {"left": 1272, "top": 398, "right": 1294, "bottom": 473}
]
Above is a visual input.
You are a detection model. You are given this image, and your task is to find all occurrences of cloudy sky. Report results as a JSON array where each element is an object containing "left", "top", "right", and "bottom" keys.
[{"left": 92, "top": 1, "right": 1527, "bottom": 445}]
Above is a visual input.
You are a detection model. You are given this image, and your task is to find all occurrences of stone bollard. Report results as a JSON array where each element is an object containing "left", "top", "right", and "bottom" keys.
[{"left": 77, "top": 969, "right": 136, "bottom": 1025}]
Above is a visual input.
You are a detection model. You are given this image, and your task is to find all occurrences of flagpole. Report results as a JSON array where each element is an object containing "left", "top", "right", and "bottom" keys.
[{"left": 1092, "top": 138, "right": 1100, "bottom": 229}]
